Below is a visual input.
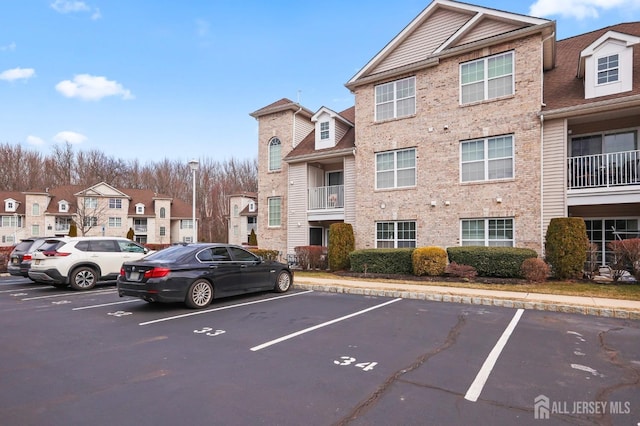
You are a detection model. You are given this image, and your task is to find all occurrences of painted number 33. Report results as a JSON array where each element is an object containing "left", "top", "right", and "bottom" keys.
[{"left": 333, "top": 356, "right": 378, "bottom": 371}]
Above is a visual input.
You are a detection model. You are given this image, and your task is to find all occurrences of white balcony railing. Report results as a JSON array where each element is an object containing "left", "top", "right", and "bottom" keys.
[
  {"left": 308, "top": 185, "right": 344, "bottom": 210},
  {"left": 134, "top": 225, "right": 147, "bottom": 233},
  {"left": 568, "top": 150, "right": 640, "bottom": 189}
]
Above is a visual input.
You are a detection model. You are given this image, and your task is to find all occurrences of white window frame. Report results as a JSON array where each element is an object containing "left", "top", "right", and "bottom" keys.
[
  {"left": 268, "top": 197, "right": 281, "bottom": 227},
  {"left": 597, "top": 53, "right": 619, "bottom": 85},
  {"left": 1, "top": 215, "right": 21, "bottom": 227},
  {"left": 375, "top": 76, "right": 416, "bottom": 121},
  {"left": 109, "top": 198, "right": 122, "bottom": 209},
  {"left": 461, "top": 135, "right": 514, "bottom": 182},
  {"left": 59, "top": 202, "right": 68, "bottom": 212},
  {"left": 32, "top": 224, "right": 40, "bottom": 236},
  {"left": 136, "top": 205, "right": 144, "bottom": 214},
  {"left": 84, "top": 197, "right": 98, "bottom": 209},
  {"left": 375, "top": 221, "right": 416, "bottom": 248},
  {"left": 108, "top": 217, "right": 122, "bottom": 227},
  {"left": 320, "top": 121, "right": 330, "bottom": 140},
  {"left": 268, "top": 137, "right": 282, "bottom": 172},
  {"left": 181, "top": 219, "right": 194, "bottom": 229},
  {"left": 461, "top": 218, "right": 514, "bottom": 247},
  {"left": 460, "top": 51, "right": 514, "bottom": 104},
  {"left": 159, "top": 226, "right": 166, "bottom": 236},
  {"left": 83, "top": 216, "right": 98, "bottom": 227},
  {"left": 375, "top": 148, "right": 416, "bottom": 190}
]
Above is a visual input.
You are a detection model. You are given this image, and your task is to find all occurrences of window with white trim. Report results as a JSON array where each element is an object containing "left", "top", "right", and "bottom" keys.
[
  {"left": 59, "top": 201, "right": 68, "bottom": 212},
  {"left": 461, "top": 218, "right": 514, "bottom": 247},
  {"left": 160, "top": 207, "right": 166, "bottom": 218},
  {"left": 32, "top": 203, "right": 40, "bottom": 216},
  {"left": 597, "top": 54, "right": 619, "bottom": 84},
  {"left": 320, "top": 121, "right": 330, "bottom": 140},
  {"left": 32, "top": 224, "right": 40, "bottom": 236},
  {"left": 376, "top": 148, "right": 416, "bottom": 189},
  {"left": 268, "top": 138, "right": 282, "bottom": 171},
  {"left": 376, "top": 221, "right": 416, "bottom": 248},
  {"left": 181, "top": 219, "right": 194, "bottom": 229},
  {"left": 109, "top": 198, "right": 122, "bottom": 209},
  {"left": 136, "top": 205, "right": 144, "bottom": 214},
  {"left": 159, "top": 226, "right": 166, "bottom": 236},
  {"left": 268, "top": 197, "right": 281, "bottom": 227},
  {"left": 1, "top": 216, "right": 21, "bottom": 227},
  {"left": 108, "top": 217, "right": 122, "bottom": 227},
  {"left": 461, "top": 52, "right": 514, "bottom": 104},
  {"left": 375, "top": 76, "right": 415, "bottom": 121},
  {"left": 83, "top": 216, "right": 98, "bottom": 227},
  {"left": 461, "top": 135, "right": 514, "bottom": 182},
  {"left": 84, "top": 197, "right": 98, "bottom": 209}
]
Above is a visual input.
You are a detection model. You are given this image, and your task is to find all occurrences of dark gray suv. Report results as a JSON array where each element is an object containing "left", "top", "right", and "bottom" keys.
[{"left": 8, "top": 238, "right": 62, "bottom": 279}]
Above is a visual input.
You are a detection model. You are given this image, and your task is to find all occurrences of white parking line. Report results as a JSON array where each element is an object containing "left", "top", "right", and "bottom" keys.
[
  {"left": 73, "top": 299, "right": 143, "bottom": 310},
  {"left": 139, "top": 290, "right": 314, "bottom": 326},
  {"left": 0, "top": 286, "right": 52, "bottom": 294},
  {"left": 21, "top": 289, "right": 116, "bottom": 300},
  {"left": 250, "top": 298, "right": 403, "bottom": 352},
  {"left": 464, "top": 308, "right": 524, "bottom": 402}
]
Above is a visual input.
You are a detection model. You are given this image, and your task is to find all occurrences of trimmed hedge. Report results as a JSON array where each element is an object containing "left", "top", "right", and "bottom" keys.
[
  {"left": 412, "top": 246, "right": 447, "bottom": 276},
  {"left": 349, "top": 248, "right": 414, "bottom": 275},
  {"left": 249, "top": 248, "right": 279, "bottom": 261},
  {"left": 545, "top": 217, "right": 588, "bottom": 280},
  {"left": 447, "top": 246, "right": 538, "bottom": 278},
  {"left": 328, "top": 223, "right": 355, "bottom": 271}
]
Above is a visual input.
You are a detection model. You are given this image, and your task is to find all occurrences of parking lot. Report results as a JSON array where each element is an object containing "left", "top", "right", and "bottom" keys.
[{"left": 0, "top": 276, "right": 638, "bottom": 426}]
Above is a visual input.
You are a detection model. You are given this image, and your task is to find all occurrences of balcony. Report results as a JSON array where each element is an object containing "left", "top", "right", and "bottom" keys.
[
  {"left": 568, "top": 150, "right": 640, "bottom": 190},
  {"left": 307, "top": 185, "right": 344, "bottom": 221},
  {"left": 134, "top": 225, "right": 147, "bottom": 233}
]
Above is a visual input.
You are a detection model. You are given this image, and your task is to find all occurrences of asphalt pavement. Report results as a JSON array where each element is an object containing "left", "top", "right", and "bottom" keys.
[{"left": 293, "top": 275, "right": 640, "bottom": 319}]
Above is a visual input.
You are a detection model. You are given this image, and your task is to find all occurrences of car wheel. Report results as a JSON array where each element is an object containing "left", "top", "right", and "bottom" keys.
[
  {"left": 274, "top": 271, "right": 292, "bottom": 293},
  {"left": 185, "top": 279, "right": 213, "bottom": 309},
  {"left": 70, "top": 267, "right": 97, "bottom": 291}
]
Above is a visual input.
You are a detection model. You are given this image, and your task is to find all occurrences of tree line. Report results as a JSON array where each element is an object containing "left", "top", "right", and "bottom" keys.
[{"left": 0, "top": 142, "right": 257, "bottom": 243}]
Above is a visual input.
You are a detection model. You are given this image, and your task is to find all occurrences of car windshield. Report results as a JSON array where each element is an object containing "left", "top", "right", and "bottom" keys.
[{"left": 13, "top": 240, "right": 35, "bottom": 252}]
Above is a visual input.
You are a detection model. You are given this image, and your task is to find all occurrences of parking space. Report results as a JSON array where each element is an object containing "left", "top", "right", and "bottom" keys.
[{"left": 0, "top": 277, "right": 638, "bottom": 425}]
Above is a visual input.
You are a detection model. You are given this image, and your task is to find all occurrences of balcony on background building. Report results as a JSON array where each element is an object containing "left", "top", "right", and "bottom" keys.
[
  {"left": 307, "top": 185, "right": 344, "bottom": 221},
  {"left": 568, "top": 150, "right": 640, "bottom": 190},
  {"left": 134, "top": 225, "right": 147, "bottom": 233}
]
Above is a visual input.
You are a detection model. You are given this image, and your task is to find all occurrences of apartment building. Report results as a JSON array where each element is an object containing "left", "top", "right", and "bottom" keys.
[
  {"left": 251, "top": 0, "right": 640, "bottom": 265},
  {"left": 0, "top": 182, "right": 197, "bottom": 246},
  {"left": 227, "top": 192, "right": 258, "bottom": 246}
]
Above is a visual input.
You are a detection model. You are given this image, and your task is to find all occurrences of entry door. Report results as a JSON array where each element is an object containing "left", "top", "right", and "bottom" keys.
[{"left": 309, "top": 227, "right": 323, "bottom": 246}]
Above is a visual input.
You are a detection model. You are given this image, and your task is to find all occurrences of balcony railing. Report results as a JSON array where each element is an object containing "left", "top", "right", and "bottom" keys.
[
  {"left": 55, "top": 224, "right": 70, "bottom": 232},
  {"left": 134, "top": 225, "right": 147, "bottom": 233},
  {"left": 568, "top": 150, "right": 640, "bottom": 189},
  {"left": 308, "top": 185, "right": 344, "bottom": 210}
]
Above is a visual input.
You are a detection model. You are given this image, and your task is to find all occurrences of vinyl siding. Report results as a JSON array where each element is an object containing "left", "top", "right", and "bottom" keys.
[
  {"left": 454, "top": 18, "right": 524, "bottom": 46},
  {"left": 294, "top": 114, "right": 314, "bottom": 147},
  {"left": 542, "top": 118, "right": 567, "bottom": 233},
  {"left": 344, "top": 156, "right": 357, "bottom": 225},
  {"left": 287, "top": 163, "right": 308, "bottom": 253}
]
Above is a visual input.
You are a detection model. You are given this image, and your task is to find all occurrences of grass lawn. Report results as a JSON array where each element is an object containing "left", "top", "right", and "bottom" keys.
[{"left": 294, "top": 271, "right": 640, "bottom": 301}]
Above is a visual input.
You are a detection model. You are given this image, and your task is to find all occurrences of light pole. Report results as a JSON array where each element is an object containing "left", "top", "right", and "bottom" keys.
[{"left": 188, "top": 159, "right": 199, "bottom": 243}]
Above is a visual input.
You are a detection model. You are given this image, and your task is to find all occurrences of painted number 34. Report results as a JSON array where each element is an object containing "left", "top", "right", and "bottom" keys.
[{"left": 333, "top": 356, "right": 378, "bottom": 372}]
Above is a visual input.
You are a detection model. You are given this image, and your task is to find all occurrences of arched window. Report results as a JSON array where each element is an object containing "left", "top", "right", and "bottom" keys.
[
  {"left": 160, "top": 207, "right": 166, "bottom": 218},
  {"left": 233, "top": 205, "right": 239, "bottom": 217},
  {"left": 32, "top": 203, "right": 40, "bottom": 216},
  {"left": 268, "top": 137, "right": 282, "bottom": 171}
]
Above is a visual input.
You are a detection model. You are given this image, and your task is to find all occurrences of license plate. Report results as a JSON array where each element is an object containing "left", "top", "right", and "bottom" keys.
[
  {"left": 12, "top": 258, "right": 18, "bottom": 264},
  {"left": 34, "top": 259, "right": 40, "bottom": 265},
  {"left": 129, "top": 272, "right": 140, "bottom": 281}
]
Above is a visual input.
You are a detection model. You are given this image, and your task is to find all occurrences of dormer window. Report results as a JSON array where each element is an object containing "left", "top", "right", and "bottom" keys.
[
  {"left": 136, "top": 203, "right": 145, "bottom": 214},
  {"left": 59, "top": 201, "right": 69, "bottom": 213},
  {"left": 248, "top": 201, "right": 256, "bottom": 212},
  {"left": 5, "top": 199, "right": 17, "bottom": 212},
  {"left": 597, "top": 54, "right": 619, "bottom": 84},
  {"left": 320, "top": 121, "right": 330, "bottom": 140}
]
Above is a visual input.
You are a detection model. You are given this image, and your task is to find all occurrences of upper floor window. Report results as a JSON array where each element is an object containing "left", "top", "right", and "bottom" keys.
[
  {"left": 462, "top": 218, "right": 514, "bottom": 247},
  {"left": 461, "top": 135, "right": 514, "bottom": 182},
  {"left": 181, "top": 219, "right": 194, "bottom": 229},
  {"left": 32, "top": 224, "right": 40, "bottom": 236},
  {"left": 109, "top": 198, "right": 122, "bottom": 209},
  {"left": 83, "top": 216, "right": 98, "bottom": 227},
  {"left": 375, "top": 148, "right": 416, "bottom": 189},
  {"left": 5, "top": 199, "right": 16, "bottom": 212},
  {"left": 320, "top": 121, "right": 330, "bottom": 140},
  {"left": 136, "top": 204, "right": 145, "bottom": 214},
  {"left": 84, "top": 197, "right": 98, "bottom": 209},
  {"left": 597, "top": 54, "right": 619, "bottom": 84},
  {"left": 375, "top": 76, "right": 415, "bottom": 121},
  {"left": 59, "top": 201, "right": 68, "bottom": 212},
  {"left": 32, "top": 203, "right": 40, "bottom": 216},
  {"left": 233, "top": 204, "right": 239, "bottom": 217},
  {"left": 108, "top": 217, "right": 122, "bottom": 227},
  {"left": 268, "top": 138, "right": 282, "bottom": 172},
  {"left": 160, "top": 207, "right": 166, "bottom": 218},
  {"left": 268, "top": 197, "right": 281, "bottom": 227},
  {"left": 159, "top": 226, "right": 166, "bottom": 236},
  {"left": 461, "top": 51, "right": 514, "bottom": 104},
  {"left": 248, "top": 201, "right": 256, "bottom": 212},
  {"left": 376, "top": 221, "right": 416, "bottom": 248},
  {"left": 1, "top": 215, "right": 22, "bottom": 227}
]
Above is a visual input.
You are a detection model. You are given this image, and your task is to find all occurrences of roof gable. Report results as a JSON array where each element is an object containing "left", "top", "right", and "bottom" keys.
[
  {"left": 346, "top": 0, "right": 552, "bottom": 88},
  {"left": 75, "top": 182, "right": 128, "bottom": 198}
]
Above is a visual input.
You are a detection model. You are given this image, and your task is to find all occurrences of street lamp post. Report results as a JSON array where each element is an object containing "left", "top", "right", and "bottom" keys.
[{"left": 188, "top": 159, "right": 199, "bottom": 243}]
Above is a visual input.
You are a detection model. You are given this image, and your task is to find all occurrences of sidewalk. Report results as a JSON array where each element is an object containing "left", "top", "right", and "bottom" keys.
[{"left": 293, "top": 276, "right": 640, "bottom": 319}]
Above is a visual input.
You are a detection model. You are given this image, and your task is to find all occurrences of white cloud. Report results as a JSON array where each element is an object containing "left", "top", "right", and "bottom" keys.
[
  {"left": 0, "top": 67, "right": 35, "bottom": 82},
  {"left": 91, "top": 8, "right": 101, "bottom": 20},
  {"left": 529, "top": 0, "right": 640, "bottom": 20},
  {"left": 26, "top": 135, "right": 45, "bottom": 146},
  {"left": 50, "top": 0, "right": 90, "bottom": 13},
  {"left": 0, "top": 42, "right": 16, "bottom": 52},
  {"left": 53, "top": 131, "right": 88, "bottom": 145},
  {"left": 55, "top": 74, "right": 134, "bottom": 101}
]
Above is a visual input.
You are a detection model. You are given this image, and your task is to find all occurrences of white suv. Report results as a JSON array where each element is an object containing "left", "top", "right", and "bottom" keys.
[{"left": 28, "top": 237, "right": 151, "bottom": 290}]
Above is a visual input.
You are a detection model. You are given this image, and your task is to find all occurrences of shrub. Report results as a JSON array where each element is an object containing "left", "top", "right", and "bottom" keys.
[
  {"left": 328, "top": 223, "right": 355, "bottom": 271},
  {"left": 545, "top": 217, "right": 588, "bottom": 279},
  {"left": 294, "top": 246, "right": 327, "bottom": 270},
  {"left": 445, "top": 262, "right": 477, "bottom": 280},
  {"left": 608, "top": 238, "right": 640, "bottom": 281},
  {"left": 248, "top": 229, "right": 258, "bottom": 246},
  {"left": 447, "top": 246, "right": 538, "bottom": 278},
  {"left": 584, "top": 243, "right": 600, "bottom": 280},
  {"left": 249, "top": 248, "right": 279, "bottom": 261},
  {"left": 349, "top": 249, "right": 414, "bottom": 275},
  {"left": 412, "top": 246, "right": 447, "bottom": 276},
  {"left": 520, "top": 258, "right": 550, "bottom": 283},
  {"left": 68, "top": 221, "right": 78, "bottom": 237}
]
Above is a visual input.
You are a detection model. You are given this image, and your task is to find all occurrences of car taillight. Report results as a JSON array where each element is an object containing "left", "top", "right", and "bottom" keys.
[
  {"left": 23, "top": 254, "right": 32, "bottom": 261},
  {"left": 144, "top": 267, "right": 171, "bottom": 278},
  {"left": 120, "top": 267, "right": 125, "bottom": 277},
  {"left": 42, "top": 251, "right": 71, "bottom": 257}
]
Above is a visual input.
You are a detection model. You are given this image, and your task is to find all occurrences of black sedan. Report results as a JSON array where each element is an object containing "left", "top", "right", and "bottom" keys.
[{"left": 117, "top": 243, "right": 293, "bottom": 309}]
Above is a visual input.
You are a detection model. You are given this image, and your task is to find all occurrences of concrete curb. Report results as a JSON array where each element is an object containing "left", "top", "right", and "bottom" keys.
[{"left": 293, "top": 283, "right": 640, "bottom": 320}]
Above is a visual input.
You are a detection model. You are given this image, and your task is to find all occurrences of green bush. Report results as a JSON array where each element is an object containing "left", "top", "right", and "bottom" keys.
[
  {"left": 349, "top": 248, "right": 414, "bottom": 275},
  {"left": 328, "top": 223, "right": 355, "bottom": 271},
  {"left": 248, "top": 229, "right": 258, "bottom": 246},
  {"left": 249, "top": 248, "right": 279, "bottom": 261},
  {"left": 412, "top": 246, "right": 448, "bottom": 276},
  {"left": 544, "top": 217, "right": 588, "bottom": 279},
  {"left": 447, "top": 246, "right": 538, "bottom": 278}
]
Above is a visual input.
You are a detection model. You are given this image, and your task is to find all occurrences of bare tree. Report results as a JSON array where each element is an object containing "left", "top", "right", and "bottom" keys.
[{"left": 74, "top": 192, "right": 110, "bottom": 236}]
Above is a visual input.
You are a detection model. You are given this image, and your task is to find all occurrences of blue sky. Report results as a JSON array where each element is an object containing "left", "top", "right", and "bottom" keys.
[{"left": 2, "top": 0, "right": 640, "bottom": 164}]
